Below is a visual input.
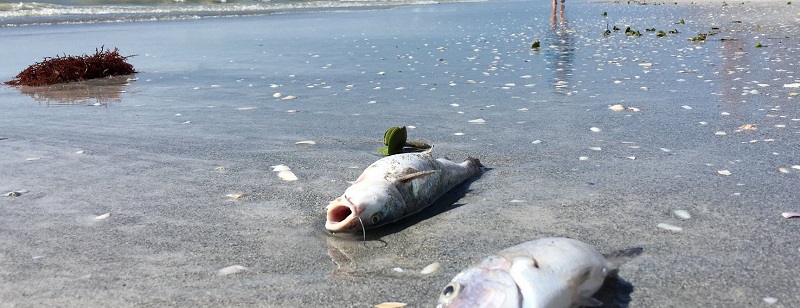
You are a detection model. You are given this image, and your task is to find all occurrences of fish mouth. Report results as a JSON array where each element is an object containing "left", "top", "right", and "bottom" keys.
[{"left": 325, "top": 202, "right": 359, "bottom": 232}]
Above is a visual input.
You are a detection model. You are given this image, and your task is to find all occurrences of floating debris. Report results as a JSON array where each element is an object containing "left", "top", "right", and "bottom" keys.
[
  {"left": 25, "top": 157, "right": 40, "bottom": 161},
  {"left": 94, "top": 213, "right": 111, "bottom": 220},
  {"left": 681, "top": 105, "right": 693, "bottom": 110},
  {"left": 392, "top": 267, "right": 404, "bottom": 273},
  {"left": 237, "top": 107, "right": 256, "bottom": 111},
  {"left": 531, "top": 140, "right": 542, "bottom": 144},
  {"left": 717, "top": 170, "right": 732, "bottom": 176},
  {"left": 579, "top": 156, "right": 589, "bottom": 161},
  {"left": 295, "top": 140, "right": 316, "bottom": 145},
  {"left": 272, "top": 93, "right": 282, "bottom": 98},
  {"left": 75, "top": 150, "right": 86, "bottom": 154},
  {"left": 420, "top": 262, "right": 441, "bottom": 274},
  {"left": 657, "top": 223, "right": 683, "bottom": 232},
  {"left": 782, "top": 212, "right": 800, "bottom": 219},
  {"left": 778, "top": 167, "right": 790, "bottom": 174},
  {"left": 218, "top": 265, "right": 247, "bottom": 276},
  {"left": 590, "top": 127, "right": 602, "bottom": 132},
  {"left": 590, "top": 147, "right": 602, "bottom": 151},
  {"left": 714, "top": 131, "right": 727, "bottom": 136},
  {"left": 468, "top": 118, "right": 486, "bottom": 124},
  {"left": 282, "top": 95, "right": 297, "bottom": 100},
  {"left": 510, "top": 199, "right": 526, "bottom": 203},
  {"left": 674, "top": 210, "right": 692, "bottom": 219},
  {"left": 784, "top": 83, "right": 800, "bottom": 88},
  {"left": 738, "top": 124, "right": 757, "bottom": 131},
  {"left": 375, "top": 303, "right": 407, "bottom": 308},
  {"left": 763, "top": 297, "right": 778, "bottom": 305}
]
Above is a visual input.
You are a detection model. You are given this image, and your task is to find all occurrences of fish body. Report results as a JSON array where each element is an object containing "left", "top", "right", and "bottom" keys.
[
  {"left": 325, "top": 150, "right": 481, "bottom": 232},
  {"left": 437, "top": 237, "right": 643, "bottom": 308}
]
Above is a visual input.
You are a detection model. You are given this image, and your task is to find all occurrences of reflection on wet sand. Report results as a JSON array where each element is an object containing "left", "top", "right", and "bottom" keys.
[
  {"left": 14, "top": 75, "right": 135, "bottom": 107},
  {"left": 547, "top": 0, "right": 574, "bottom": 94}
]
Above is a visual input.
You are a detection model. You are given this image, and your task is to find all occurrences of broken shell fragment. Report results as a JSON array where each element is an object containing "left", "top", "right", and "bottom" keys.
[
  {"left": 420, "top": 262, "right": 441, "bottom": 274},
  {"left": 374, "top": 303, "right": 407, "bottom": 308},
  {"left": 657, "top": 223, "right": 683, "bottom": 232},
  {"left": 781, "top": 212, "right": 800, "bottom": 219},
  {"left": 226, "top": 193, "right": 246, "bottom": 200},
  {"left": 609, "top": 104, "right": 625, "bottom": 111},
  {"left": 738, "top": 124, "right": 757, "bottom": 130},
  {"left": 674, "top": 210, "right": 692, "bottom": 219},
  {"left": 218, "top": 265, "right": 247, "bottom": 276}
]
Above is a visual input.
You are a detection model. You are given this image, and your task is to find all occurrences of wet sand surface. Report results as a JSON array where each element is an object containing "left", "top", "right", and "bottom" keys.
[{"left": 1, "top": 0, "right": 799, "bottom": 306}]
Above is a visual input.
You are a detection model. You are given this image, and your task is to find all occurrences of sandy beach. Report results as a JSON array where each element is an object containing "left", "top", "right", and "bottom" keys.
[{"left": 1, "top": 0, "right": 799, "bottom": 306}]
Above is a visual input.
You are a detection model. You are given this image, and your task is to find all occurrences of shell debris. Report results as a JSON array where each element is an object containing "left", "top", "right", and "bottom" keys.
[
  {"left": 420, "top": 262, "right": 441, "bottom": 274},
  {"left": 781, "top": 212, "right": 800, "bottom": 219},
  {"left": 609, "top": 104, "right": 625, "bottom": 111},
  {"left": 674, "top": 210, "right": 692, "bottom": 219},
  {"left": 657, "top": 223, "right": 683, "bottom": 232},
  {"left": 218, "top": 265, "right": 247, "bottom": 276},
  {"left": 226, "top": 193, "right": 246, "bottom": 200},
  {"left": 738, "top": 124, "right": 757, "bottom": 131},
  {"left": 374, "top": 303, "right": 407, "bottom": 308}
]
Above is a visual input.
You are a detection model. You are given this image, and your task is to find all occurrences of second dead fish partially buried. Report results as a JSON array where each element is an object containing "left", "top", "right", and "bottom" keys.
[
  {"left": 325, "top": 149, "right": 482, "bottom": 232},
  {"left": 437, "top": 237, "right": 643, "bottom": 308}
]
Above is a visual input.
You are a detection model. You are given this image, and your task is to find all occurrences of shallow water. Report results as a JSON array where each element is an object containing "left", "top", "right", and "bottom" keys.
[{"left": 1, "top": 0, "right": 799, "bottom": 306}]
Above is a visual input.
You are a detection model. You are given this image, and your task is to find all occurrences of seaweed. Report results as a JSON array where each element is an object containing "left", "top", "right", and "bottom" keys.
[{"left": 5, "top": 47, "right": 136, "bottom": 87}]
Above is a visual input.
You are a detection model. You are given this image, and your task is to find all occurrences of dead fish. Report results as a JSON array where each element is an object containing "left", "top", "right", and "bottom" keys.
[
  {"left": 325, "top": 149, "right": 482, "bottom": 232},
  {"left": 437, "top": 237, "right": 643, "bottom": 308}
]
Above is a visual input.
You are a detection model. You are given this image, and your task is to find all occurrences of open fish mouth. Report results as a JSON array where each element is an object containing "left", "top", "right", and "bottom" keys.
[{"left": 325, "top": 203, "right": 359, "bottom": 232}]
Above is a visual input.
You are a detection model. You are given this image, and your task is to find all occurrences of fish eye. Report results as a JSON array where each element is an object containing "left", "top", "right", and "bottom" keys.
[
  {"left": 370, "top": 213, "right": 382, "bottom": 224},
  {"left": 442, "top": 282, "right": 461, "bottom": 299}
]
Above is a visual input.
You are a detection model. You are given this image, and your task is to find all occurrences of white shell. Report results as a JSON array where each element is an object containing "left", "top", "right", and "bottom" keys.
[{"left": 420, "top": 262, "right": 441, "bottom": 274}]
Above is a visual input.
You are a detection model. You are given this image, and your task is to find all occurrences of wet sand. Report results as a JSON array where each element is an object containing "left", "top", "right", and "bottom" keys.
[{"left": 1, "top": 0, "right": 799, "bottom": 306}]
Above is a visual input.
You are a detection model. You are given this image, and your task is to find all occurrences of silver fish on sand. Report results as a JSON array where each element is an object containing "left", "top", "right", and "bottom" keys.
[
  {"left": 437, "top": 237, "right": 643, "bottom": 308},
  {"left": 325, "top": 149, "right": 482, "bottom": 232}
]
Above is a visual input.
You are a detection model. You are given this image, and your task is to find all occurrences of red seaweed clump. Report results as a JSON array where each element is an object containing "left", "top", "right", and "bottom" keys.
[{"left": 5, "top": 47, "right": 136, "bottom": 87}]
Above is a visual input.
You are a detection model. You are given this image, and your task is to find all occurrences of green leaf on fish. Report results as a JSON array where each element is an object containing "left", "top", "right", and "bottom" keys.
[{"left": 381, "top": 126, "right": 408, "bottom": 155}]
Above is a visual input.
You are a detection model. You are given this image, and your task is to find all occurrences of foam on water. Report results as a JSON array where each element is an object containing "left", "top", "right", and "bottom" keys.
[{"left": 0, "top": 0, "right": 466, "bottom": 26}]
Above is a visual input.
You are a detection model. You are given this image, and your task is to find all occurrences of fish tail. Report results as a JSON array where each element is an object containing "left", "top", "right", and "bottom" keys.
[
  {"left": 604, "top": 247, "right": 643, "bottom": 274},
  {"left": 466, "top": 156, "right": 484, "bottom": 171}
]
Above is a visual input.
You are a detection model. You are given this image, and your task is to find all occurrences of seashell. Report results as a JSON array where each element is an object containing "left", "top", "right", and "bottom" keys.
[
  {"left": 277, "top": 171, "right": 298, "bottom": 181},
  {"left": 218, "top": 265, "right": 247, "bottom": 276},
  {"left": 781, "top": 212, "right": 800, "bottom": 219},
  {"left": 657, "top": 223, "right": 683, "bottom": 232},
  {"left": 674, "top": 210, "right": 692, "bottom": 219},
  {"left": 609, "top": 104, "right": 625, "bottom": 111},
  {"left": 420, "top": 262, "right": 441, "bottom": 274}
]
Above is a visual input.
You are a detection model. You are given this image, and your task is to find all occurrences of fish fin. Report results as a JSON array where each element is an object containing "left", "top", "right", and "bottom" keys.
[
  {"left": 465, "top": 156, "right": 484, "bottom": 170},
  {"left": 604, "top": 247, "right": 644, "bottom": 275},
  {"left": 396, "top": 170, "right": 437, "bottom": 182},
  {"left": 576, "top": 296, "right": 604, "bottom": 307}
]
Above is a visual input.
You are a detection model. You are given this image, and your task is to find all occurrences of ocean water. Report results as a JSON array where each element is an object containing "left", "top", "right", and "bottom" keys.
[{"left": 0, "top": 0, "right": 480, "bottom": 26}]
